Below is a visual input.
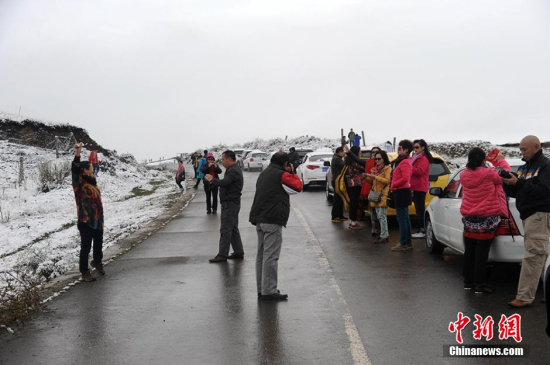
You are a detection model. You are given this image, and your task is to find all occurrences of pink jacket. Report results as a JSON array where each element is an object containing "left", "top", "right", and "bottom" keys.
[
  {"left": 391, "top": 157, "right": 412, "bottom": 191},
  {"left": 460, "top": 167, "right": 507, "bottom": 217},
  {"left": 411, "top": 154, "right": 430, "bottom": 193},
  {"left": 495, "top": 159, "right": 511, "bottom": 172}
]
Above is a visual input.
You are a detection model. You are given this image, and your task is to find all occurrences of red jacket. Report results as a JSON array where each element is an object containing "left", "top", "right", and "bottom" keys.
[
  {"left": 391, "top": 157, "right": 412, "bottom": 191},
  {"left": 460, "top": 167, "right": 507, "bottom": 217},
  {"left": 410, "top": 154, "right": 430, "bottom": 193},
  {"left": 89, "top": 151, "right": 99, "bottom": 164}
]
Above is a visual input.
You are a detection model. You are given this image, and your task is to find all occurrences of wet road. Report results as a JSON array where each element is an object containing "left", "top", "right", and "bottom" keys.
[{"left": 1, "top": 170, "right": 549, "bottom": 364}]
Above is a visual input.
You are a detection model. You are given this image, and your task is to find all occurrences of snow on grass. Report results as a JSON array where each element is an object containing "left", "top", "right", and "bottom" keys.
[{"left": 0, "top": 139, "right": 183, "bottom": 286}]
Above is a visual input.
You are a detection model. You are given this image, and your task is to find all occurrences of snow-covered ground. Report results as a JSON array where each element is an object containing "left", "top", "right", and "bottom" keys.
[{"left": 0, "top": 139, "right": 184, "bottom": 286}]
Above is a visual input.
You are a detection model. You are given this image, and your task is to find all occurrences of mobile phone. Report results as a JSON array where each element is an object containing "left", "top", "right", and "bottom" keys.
[{"left": 498, "top": 170, "right": 512, "bottom": 179}]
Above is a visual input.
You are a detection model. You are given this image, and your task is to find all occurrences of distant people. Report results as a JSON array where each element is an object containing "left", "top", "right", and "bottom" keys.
[
  {"left": 343, "top": 145, "right": 365, "bottom": 229},
  {"left": 503, "top": 135, "right": 550, "bottom": 308},
  {"left": 206, "top": 150, "right": 245, "bottom": 263},
  {"left": 460, "top": 147, "right": 507, "bottom": 294},
  {"left": 194, "top": 150, "right": 208, "bottom": 189},
  {"left": 391, "top": 140, "right": 413, "bottom": 251},
  {"left": 201, "top": 153, "right": 222, "bottom": 214},
  {"left": 72, "top": 141, "right": 105, "bottom": 282},
  {"left": 191, "top": 152, "right": 199, "bottom": 178},
  {"left": 341, "top": 136, "right": 348, "bottom": 146},
  {"left": 411, "top": 139, "right": 433, "bottom": 239},
  {"left": 354, "top": 134, "right": 362, "bottom": 147},
  {"left": 250, "top": 152, "right": 303, "bottom": 300},
  {"left": 385, "top": 141, "right": 394, "bottom": 152},
  {"left": 348, "top": 129, "right": 356, "bottom": 146},
  {"left": 331, "top": 147, "right": 348, "bottom": 222},
  {"left": 364, "top": 150, "right": 392, "bottom": 243},
  {"left": 88, "top": 149, "right": 100, "bottom": 177},
  {"left": 175, "top": 159, "right": 186, "bottom": 190},
  {"left": 288, "top": 147, "right": 299, "bottom": 168}
]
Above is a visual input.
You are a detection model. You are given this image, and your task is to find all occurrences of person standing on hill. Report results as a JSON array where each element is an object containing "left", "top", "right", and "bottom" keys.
[
  {"left": 175, "top": 159, "right": 186, "bottom": 190},
  {"left": 88, "top": 149, "right": 100, "bottom": 177},
  {"left": 201, "top": 153, "right": 222, "bottom": 214},
  {"left": 354, "top": 134, "right": 362, "bottom": 147},
  {"left": 206, "top": 150, "right": 245, "bottom": 263},
  {"left": 348, "top": 129, "right": 356, "bottom": 146},
  {"left": 250, "top": 152, "right": 303, "bottom": 300},
  {"left": 194, "top": 150, "right": 208, "bottom": 189},
  {"left": 72, "top": 141, "right": 105, "bottom": 282}
]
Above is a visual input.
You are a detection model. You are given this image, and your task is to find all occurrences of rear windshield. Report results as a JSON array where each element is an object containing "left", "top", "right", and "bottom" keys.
[
  {"left": 252, "top": 153, "right": 267, "bottom": 158},
  {"left": 309, "top": 155, "right": 332, "bottom": 162},
  {"left": 430, "top": 160, "right": 450, "bottom": 177},
  {"left": 297, "top": 150, "right": 314, "bottom": 158}
]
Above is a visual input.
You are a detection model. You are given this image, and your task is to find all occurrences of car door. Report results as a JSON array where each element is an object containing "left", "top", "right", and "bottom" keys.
[
  {"left": 431, "top": 171, "right": 462, "bottom": 245},
  {"left": 445, "top": 170, "right": 465, "bottom": 253}
]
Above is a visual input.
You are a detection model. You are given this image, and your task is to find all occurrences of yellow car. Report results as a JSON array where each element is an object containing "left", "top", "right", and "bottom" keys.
[{"left": 365, "top": 152, "right": 451, "bottom": 217}]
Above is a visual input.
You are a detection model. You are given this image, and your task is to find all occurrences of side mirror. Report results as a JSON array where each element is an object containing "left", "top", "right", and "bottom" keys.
[
  {"left": 429, "top": 187, "right": 443, "bottom": 198},
  {"left": 323, "top": 161, "right": 331, "bottom": 167}
]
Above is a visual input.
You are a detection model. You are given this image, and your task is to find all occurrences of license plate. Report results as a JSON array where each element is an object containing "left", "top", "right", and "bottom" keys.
[
  {"left": 258, "top": 163, "right": 263, "bottom": 166},
  {"left": 322, "top": 167, "right": 328, "bottom": 172}
]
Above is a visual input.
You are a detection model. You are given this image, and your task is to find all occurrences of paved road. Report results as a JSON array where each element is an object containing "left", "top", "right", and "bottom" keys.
[{"left": 1, "top": 170, "right": 549, "bottom": 364}]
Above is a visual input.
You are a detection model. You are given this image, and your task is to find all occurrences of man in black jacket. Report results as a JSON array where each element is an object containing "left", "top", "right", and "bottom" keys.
[
  {"left": 206, "top": 150, "right": 245, "bottom": 263},
  {"left": 331, "top": 147, "right": 347, "bottom": 222},
  {"left": 249, "top": 152, "right": 303, "bottom": 300},
  {"left": 503, "top": 135, "right": 550, "bottom": 308}
]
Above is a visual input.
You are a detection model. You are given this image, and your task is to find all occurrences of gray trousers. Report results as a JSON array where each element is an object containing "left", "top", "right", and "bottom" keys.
[
  {"left": 256, "top": 223, "right": 283, "bottom": 295},
  {"left": 218, "top": 201, "right": 244, "bottom": 257},
  {"left": 516, "top": 212, "right": 550, "bottom": 302}
]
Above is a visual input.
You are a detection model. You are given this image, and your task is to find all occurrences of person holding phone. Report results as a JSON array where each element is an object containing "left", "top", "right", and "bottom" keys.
[{"left": 201, "top": 153, "right": 222, "bottom": 214}]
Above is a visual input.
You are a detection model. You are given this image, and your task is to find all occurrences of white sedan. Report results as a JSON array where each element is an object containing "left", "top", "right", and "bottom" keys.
[
  {"left": 295, "top": 151, "right": 333, "bottom": 190},
  {"left": 243, "top": 150, "right": 269, "bottom": 171},
  {"left": 425, "top": 165, "right": 525, "bottom": 262}
]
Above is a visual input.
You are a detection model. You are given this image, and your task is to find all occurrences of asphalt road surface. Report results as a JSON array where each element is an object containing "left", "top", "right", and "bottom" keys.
[{"left": 1, "top": 170, "right": 549, "bottom": 365}]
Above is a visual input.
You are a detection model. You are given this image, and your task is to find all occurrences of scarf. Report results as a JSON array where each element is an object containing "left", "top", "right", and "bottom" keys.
[
  {"left": 411, "top": 151, "right": 424, "bottom": 165},
  {"left": 393, "top": 154, "right": 408, "bottom": 168},
  {"left": 83, "top": 175, "right": 97, "bottom": 186}
]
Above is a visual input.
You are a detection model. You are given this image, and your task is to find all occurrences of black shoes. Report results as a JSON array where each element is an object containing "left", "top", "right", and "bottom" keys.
[
  {"left": 227, "top": 253, "right": 244, "bottom": 259},
  {"left": 212, "top": 210, "right": 217, "bottom": 214},
  {"left": 464, "top": 283, "right": 475, "bottom": 290},
  {"left": 90, "top": 260, "right": 105, "bottom": 276},
  {"left": 209, "top": 255, "right": 227, "bottom": 263},
  {"left": 207, "top": 210, "right": 212, "bottom": 214},
  {"left": 261, "top": 292, "right": 288, "bottom": 301},
  {"left": 475, "top": 285, "right": 494, "bottom": 294}
]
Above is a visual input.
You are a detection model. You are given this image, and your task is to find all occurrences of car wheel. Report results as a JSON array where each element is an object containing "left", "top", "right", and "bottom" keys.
[
  {"left": 245, "top": 163, "right": 249, "bottom": 171},
  {"left": 425, "top": 216, "right": 445, "bottom": 254}
]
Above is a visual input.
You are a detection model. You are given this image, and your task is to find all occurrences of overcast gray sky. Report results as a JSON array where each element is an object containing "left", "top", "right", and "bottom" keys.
[{"left": 1, "top": 0, "right": 549, "bottom": 160}]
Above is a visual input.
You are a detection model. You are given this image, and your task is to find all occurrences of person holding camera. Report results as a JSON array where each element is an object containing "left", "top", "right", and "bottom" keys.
[
  {"left": 503, "top": 135, "right": 550, "bottom": 308},
  {"left": 460, "top": 148, "right": 508, "bottom": 294},
  {"left": 364, "top": 150, "right": 392, "bottom": 243},
  {"left": 201, "top": 153, "right": 222, "bottom": 214},
  {"left": 72, "top": 141, "right": 105, "bottom": 282}
]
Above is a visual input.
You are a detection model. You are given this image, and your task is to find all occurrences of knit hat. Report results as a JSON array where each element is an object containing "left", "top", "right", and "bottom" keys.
[{"left": 206, "top": 153, "right": 215, "bottom": 159}]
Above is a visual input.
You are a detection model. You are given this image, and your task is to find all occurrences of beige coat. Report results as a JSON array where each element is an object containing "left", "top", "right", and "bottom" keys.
[{"left": 366, "top": 165, "right": 392, "bottom": 208}]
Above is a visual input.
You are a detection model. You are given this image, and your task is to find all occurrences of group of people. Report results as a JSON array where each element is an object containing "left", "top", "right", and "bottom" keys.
[
  {"left": 70, "top": 135, "right": 550, "bottom": 315},
  {"left": 330, "top": 139, "right": 433, "bottom": 249}
]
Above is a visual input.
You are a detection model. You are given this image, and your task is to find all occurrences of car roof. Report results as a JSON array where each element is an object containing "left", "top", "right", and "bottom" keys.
[
  {"left": 507, "top": 158, "right": 524, "bottom": 167},
  {"left": 249, "top": 150, "right": 266, "bottom": 154},
  {"left": 305, "top": 151, "right": 334, "bottom": 156}
]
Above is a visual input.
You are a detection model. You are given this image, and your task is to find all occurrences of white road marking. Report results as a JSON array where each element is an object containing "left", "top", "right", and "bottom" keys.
[{"left": 293, "top": 206, "right": 372, "bottom": 365}]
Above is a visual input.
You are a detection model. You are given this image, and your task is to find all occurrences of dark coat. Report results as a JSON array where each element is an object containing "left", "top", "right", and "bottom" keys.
[
  {"left": 249, "top": 164, "right": 291, "bottom": 227},
  {"left": 211, "top": 163, "right": 243, "bottom": 203}
]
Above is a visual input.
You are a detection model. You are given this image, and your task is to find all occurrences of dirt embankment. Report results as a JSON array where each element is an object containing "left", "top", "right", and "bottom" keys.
[{"left": 0, "top": 119, "right": 110, "bottom": 156}]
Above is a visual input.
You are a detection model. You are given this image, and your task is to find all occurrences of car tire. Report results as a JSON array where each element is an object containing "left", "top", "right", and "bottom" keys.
[
  {"left": 425, "top": 216, "right": 445, "bottom": 254},
  {"left": 303, "top": 182, "right": 309, "bottom": 191},
  {"left": 245, "top": 163, "right": 249, "bottom": 171}
]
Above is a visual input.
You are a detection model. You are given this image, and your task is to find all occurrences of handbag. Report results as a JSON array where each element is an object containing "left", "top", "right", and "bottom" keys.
[
  {"left": 368, "top": 190, "right": 382, "bottom": 203},
  {"left": 386, "top": 191, "right": 395, "bottom": 209}
]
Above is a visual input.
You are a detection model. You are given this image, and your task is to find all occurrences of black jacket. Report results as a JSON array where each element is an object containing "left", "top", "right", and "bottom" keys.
[
  {"left": 201, "top": 163, "right": 222, "bottom": 181},
  {"left": 211, "top": 163, "right": 243, "bottom": 203},
  {"left": 331, "top": 154, "right": 345, "bottom": 181},
  {"left": 249, "top": 164, "right": 290, "bottom": 227},
  {"left": 503, "top": 150, "right": 550, "bottom": 220}
]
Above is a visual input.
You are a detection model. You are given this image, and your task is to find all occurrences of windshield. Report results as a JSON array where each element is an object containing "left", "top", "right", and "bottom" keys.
[
  {"left": 252, "top": 153, "right": 267, "bottom": 159},
  {"left": 309, "top": 155, "right": 332, "bottom": 162}
]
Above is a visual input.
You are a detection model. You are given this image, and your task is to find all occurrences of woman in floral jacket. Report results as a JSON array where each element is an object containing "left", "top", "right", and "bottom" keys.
[{"left": 72, "top": 141, "right": 105, "bottom": 282}]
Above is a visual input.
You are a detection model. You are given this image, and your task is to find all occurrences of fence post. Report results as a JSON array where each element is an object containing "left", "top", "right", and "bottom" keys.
[
  {"left": 18, "top": 153, "right": 24, "bottom": 186},
  {"left": 361, "top": 131, "right": 366, "bottom": 146}
]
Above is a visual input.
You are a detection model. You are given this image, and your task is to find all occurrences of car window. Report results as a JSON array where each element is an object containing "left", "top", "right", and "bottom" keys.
[
  {"left": 309, "top": 155, "right": 333, "bottom": 162},
  {"left": 444, "top": 171, "right": 461, "bottom": 198},
  {"left": 429, "top": 160, "right": 451, "bottom": 181},
  {"left": 302, "top": 156, "right": 308, "bottom": 162},
  {"left": 252, "top": 153, "right": 267, "bottom": 158}
]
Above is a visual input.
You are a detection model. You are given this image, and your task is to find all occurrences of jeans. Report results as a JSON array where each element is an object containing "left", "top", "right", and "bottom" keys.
[
  {"left": 375, "top": 207, "right": 388, "bottom": 238},
  {"left": 463, "top": 236, "right": 493, "bottom": 286},
  {"left": 256, "top": 223, "right": 283, "bottom": 295},
  {"left": 78, "top": 222, "right": 103, "bottom": 274},
  {"left": 218, "top": 201, "right": 244, "bottom": 257},
  {"left": 395, "top": 207, "right": 412, "bottom": 245},
  {"left": 412, "top": 191, "right": 427, "bottom": 232}
]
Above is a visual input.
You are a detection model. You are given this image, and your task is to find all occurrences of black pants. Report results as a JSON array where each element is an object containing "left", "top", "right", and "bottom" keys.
[
  {"left": 193, "top": 166, "right": 197, "bottom": 178},
  {"left": 463, "top": 236, "right": 493, "bottom": 286},
  {"left": 204, "top": 183, "right": 219, "bottom": 212},
  {"left": 78, "top": 222, "right": 103, "bottom": 274},
  {"left": 194, "top": 177, "right": 202, "bottom": 188},
  {"left": 349, "top": 186, "right": 362, "bottom": 221},
  {"left": 412, "top": 191, "right": 427, "bottom": 232},
  {"left": 175, "top": 176, "right": 183, "bottom": 189},
  {"left": 331, "top": 182, "right": 344, "bottom": 219}
]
